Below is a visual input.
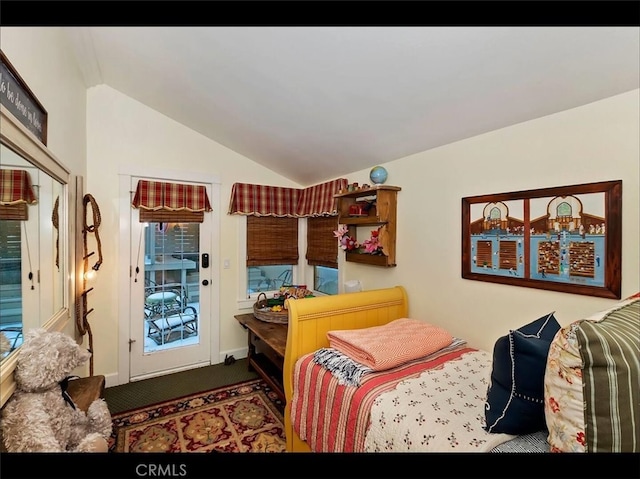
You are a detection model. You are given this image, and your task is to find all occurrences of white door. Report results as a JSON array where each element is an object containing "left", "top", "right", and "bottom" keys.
[{"left": 128, "top": 178, "right": 214, "bottom": 380}]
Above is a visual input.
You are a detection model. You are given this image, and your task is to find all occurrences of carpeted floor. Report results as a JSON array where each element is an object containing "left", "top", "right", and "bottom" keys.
[
  {"left": 104, "top": 357, "right": 259, "bottom": 414},
  {"left": 109, "top": 378, "right": 285, "bottom": 453}
]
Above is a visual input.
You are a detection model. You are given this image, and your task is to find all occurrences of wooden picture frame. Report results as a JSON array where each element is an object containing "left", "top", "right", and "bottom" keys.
[{"left": 461, "top": 180, "right": 622, "bottom": 299}]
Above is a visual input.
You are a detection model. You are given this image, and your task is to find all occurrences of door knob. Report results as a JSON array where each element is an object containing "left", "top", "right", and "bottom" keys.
[{"left": 202, "top": 279, "right": 209, "bottom": 286}]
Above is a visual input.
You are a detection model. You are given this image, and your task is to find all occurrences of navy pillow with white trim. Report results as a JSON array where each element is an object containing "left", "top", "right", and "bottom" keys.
[{"left": 484, "top": 312, "right": 561, "bottom": 435}]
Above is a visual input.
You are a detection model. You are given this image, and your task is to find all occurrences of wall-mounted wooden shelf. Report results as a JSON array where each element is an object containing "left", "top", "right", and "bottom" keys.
[{"left": 335, "top": 185, "right": 401, "bottom": 267}]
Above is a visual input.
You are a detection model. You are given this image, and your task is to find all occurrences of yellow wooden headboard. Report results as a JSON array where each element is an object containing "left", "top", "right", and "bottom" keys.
[{"left": 282, "top": 285, "right": 408, "bottom": 451}]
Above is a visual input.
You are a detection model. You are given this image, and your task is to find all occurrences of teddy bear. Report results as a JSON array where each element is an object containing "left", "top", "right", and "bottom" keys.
[{"left": 0, "top": 328, "right": 113, "bottom": 452}]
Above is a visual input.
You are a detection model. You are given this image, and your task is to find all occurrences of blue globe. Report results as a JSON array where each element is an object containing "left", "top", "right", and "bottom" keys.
[{"left": 369, "top": 166, "right": 388, "bottom": 185}]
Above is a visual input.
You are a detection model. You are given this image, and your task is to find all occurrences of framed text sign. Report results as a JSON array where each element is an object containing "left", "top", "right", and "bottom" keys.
[
  {"left": 0, "top": 50, "right": 48, "bottom": 145},
  {"left": 461, "top": 180, "right": 622, "bottom": 299}
]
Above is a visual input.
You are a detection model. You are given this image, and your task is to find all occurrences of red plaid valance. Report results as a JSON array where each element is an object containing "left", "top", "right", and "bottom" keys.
[
  {"left": 227, "top": 183, "right": 300, "bottom": 217},
  {"left": 0, "top": 169, "right": 38, "bottom": 205},
  {"left": 296, "top": 178, "right": 348, "bottom": 217},
  {"left": 132, "top": 180, "right": 212, "bottom": 212},
  {"left": 228, "top": 178, "right": 347, "bottom": 217}
]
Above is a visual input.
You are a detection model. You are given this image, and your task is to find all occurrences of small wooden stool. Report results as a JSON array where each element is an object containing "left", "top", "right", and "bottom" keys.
[{"left": 67, "top": 375, "right": 106, "bottom": 412}]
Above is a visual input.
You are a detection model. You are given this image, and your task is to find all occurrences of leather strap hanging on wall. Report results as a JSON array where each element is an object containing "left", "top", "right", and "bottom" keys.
[
  {"left": 51, "top": 195, "right": 59, "bottom": 269},
  {"left": 75, "top": 193, "right": 103, "bottom": 376}
]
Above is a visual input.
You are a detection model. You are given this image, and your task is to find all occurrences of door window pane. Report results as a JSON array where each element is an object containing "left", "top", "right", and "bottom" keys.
[{"left": 143, "top": 222, "right": 201, "bottom": 351}]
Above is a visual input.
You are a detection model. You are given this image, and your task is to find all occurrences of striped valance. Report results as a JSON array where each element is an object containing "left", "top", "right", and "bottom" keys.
[
  {"left": 132, "top": 180, "right": 212, "bottom": 224},
  {"left": 228, "top": 183, "right": 300, "bottom": 217},
  {"left": 0, "top": 169, "right": 37, "bottom": 206},
  {"left": 132, "top": 180, "right": 212, "bottom": 212},
  {"left": 0, "top": 169, "right": 37, "bottom": 221},
  {"left": 297, "top": 178, "right": 348, "bottom": 217},
  {"left": 228, "top": 178, "right": 347, "bottom": 218}
]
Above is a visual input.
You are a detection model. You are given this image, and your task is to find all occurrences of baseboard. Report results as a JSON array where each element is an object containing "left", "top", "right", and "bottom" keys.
[
  {"left": 104, "top": 347, "right": 250, "bottom": 388},
  {"left": 218, "top": 346, "right": 248, "bottom": 364}
]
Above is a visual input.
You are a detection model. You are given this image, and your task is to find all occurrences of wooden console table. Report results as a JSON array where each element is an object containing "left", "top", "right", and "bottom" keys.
[{"left": 235, "top": 313, "right": 287, "bottom": 402}]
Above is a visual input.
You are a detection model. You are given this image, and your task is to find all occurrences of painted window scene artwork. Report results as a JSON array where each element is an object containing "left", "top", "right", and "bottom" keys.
[
  {"left": 469, "top": 192, "right": 606, "bottom": 288},
  {"left": 461, "top": 180, "right": 621, "bottom": 299}
]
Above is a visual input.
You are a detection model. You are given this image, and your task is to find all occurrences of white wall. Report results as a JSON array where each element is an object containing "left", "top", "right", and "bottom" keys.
[
  {"left": 0, "top": 27, "right": 87, "bottom": 178},
  {"left": 342, "top": 90, "right": 639, "bottom": 351}
]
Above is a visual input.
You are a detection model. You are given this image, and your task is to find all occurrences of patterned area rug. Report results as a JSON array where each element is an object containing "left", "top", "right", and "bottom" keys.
[{"left": 109, "top": 379, "right": 286, "bottom": 452}]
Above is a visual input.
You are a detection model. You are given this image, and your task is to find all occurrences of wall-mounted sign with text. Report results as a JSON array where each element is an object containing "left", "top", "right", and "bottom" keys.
[{"left": 0, "top": 50, "right": 48, "bottom": 145}]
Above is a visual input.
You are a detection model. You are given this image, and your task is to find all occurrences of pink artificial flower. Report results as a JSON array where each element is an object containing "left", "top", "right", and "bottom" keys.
[
  {"left": 333, "top": 225, "right": 349, "bottom": 239},
  {"left": 362, "top": 228, "right": 382, "bottom": 253}
]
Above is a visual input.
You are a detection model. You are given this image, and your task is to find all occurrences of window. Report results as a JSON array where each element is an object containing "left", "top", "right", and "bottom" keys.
[
  {"left": 246, "top": 216, "right": 298, "bottom": 297},
  {"left": 314, "top": 265, "right": 338, "bottom": 295},
  {"left": 229, "top": 179, "right": 347, "bottom": 300},
  {"left": 306, "top": 216, "right": 338, "bottom": 295}
]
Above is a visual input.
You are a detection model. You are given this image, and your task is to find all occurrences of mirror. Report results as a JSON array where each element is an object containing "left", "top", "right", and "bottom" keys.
[{"left": 0, "top": 106, "right": 71, "bottom": 406}]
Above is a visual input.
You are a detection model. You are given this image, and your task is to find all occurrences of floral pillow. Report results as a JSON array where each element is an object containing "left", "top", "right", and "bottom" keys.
[
  {"left": 544, "top": 295, "right": 640, "bottom": 452},
  {"left": 484, "top": 312, "right": 561, "bottom": 435}
]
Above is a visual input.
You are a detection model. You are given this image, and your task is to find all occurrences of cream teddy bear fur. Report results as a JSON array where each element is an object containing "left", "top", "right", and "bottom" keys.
[{"left": 1, "top": 328, "right": 112, "bottom": 452}]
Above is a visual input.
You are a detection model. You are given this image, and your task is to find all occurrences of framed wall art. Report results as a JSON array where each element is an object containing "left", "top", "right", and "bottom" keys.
[{"left": 461, "top": 180, "right": 622, "bottom": 299}]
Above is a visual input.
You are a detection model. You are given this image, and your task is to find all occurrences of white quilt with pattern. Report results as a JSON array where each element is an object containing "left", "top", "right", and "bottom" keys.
[{"left": 364, "top": 350, "right": 516, "bottom": 452}]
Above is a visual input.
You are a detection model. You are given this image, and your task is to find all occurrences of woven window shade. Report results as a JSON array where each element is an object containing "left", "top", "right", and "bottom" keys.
[
  {"left": 0, "top": 203, "right": 28, "bottom": 221},
  {"left": 139, "top": 209, "right": 204, "bottom": 224},
  {"left": 306, "top": 216, "right": 338, "bottom": 268},
  {"left": 247, "top": 215, "right": 298, "bottom": 266}
]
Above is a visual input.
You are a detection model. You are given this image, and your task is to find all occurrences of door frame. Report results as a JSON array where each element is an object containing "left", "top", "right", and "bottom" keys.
[{"left": 116, "top": 166, "right": 221, "bottom": 387}]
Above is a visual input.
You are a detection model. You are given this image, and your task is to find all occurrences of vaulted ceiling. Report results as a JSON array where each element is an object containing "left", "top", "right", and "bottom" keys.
[{"left": 66, "top": 27, "right": 640, "bottom": 186}]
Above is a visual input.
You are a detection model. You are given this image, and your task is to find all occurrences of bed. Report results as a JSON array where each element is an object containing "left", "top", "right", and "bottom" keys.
[{"left": 282, "top": 286, "right": 639, "bottom": 453}]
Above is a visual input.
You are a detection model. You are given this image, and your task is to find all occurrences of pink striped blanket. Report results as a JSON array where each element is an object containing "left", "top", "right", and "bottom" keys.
[
  {"left": 290, "top": 345, "right": 473, "bottom": 452},
  {"left": 327, "top": 318, "right": 453, "bottom": 371}
]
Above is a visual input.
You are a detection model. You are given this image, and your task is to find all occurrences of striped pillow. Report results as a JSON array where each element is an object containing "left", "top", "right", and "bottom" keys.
[{"left": 544, "top": 297, "right": 640, "bottom": 452}]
